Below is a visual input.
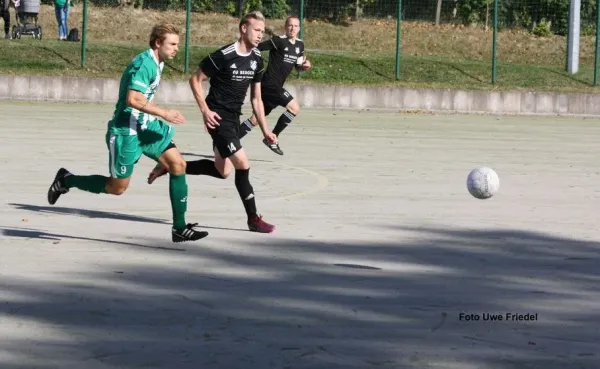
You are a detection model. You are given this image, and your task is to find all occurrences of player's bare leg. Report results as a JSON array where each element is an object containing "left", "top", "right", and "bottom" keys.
[
  {"left": 148, "top": 145, "right": 228, "bottom": 185},
  {"left": 105, "top": 177, "right": 131, "bottom": 195},
  {"left": 212, "top": 145, "right": 234, "bottom": 179}
]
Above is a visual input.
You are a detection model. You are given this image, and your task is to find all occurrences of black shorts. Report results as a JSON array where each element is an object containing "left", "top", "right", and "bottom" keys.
[
  {"left": 262, "top": 85, "right": 294, "bottom": 116},
  {"left": 208, "top": 109, "right": 243, "bottom": 159}
]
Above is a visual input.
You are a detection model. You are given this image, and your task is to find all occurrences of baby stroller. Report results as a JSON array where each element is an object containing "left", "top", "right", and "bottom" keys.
[{"left": 12, "top": 0, "right": 42, "bottom": 39}]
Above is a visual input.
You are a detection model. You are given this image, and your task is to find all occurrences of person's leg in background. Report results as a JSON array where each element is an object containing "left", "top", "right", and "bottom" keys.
[
  {"left": 53, "top": 2, "right": 68, "bottom": 40},
  {"left": 60, "top": 5, "right": 69, "bottom": 40},
  {"left": 53, "top": 4, "right": 62, "bottom": 39},
  {"left": 1, "top": 8, "right": 10, "bottom": 39}
]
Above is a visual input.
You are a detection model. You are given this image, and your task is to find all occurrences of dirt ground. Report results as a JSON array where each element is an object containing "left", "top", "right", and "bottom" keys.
[{"left": 1, "top": 101, "right": 599, "bottom": 368}]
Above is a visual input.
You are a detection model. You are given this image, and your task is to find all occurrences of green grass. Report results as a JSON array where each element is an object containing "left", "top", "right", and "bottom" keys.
[{"left": 3, "top": 39, "right": 600, "bottom": 93}]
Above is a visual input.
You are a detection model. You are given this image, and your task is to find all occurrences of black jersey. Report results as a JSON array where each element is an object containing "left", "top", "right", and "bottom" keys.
[
  {"left": 199, "top": 42, "right": 265, "bottom": 115},
  {"left": 259, "top": 35, "right": 305, "bottom": 88}
]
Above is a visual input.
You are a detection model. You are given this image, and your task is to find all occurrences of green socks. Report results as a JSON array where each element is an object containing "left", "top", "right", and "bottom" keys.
[
  {"left": 169, "top": 173, "right": 188, "bottom": 230},
  {"left": 65, "top": 175, "right": 108, "bottom": 194},
  {"left": 63, "top": 173, "right": 189, "bottom": 230}
]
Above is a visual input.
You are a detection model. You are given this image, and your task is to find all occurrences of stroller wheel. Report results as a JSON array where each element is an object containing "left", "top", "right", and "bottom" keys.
[{"left": 37, "top": 28, "right": 43, "bottom": 40}]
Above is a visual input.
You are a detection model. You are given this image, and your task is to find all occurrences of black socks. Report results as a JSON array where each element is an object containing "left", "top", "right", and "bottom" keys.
[
  {"left": 186, "top": 159, "right": 224, "bottom": 179},
  {"left": 234, "top": 169, "right": 257, "bottom": 218}
]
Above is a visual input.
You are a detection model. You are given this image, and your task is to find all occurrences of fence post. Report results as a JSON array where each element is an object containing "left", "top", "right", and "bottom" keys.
[
  {"left": 299, "top": 0, "right": 305, "bottom": 40},
  {"left": 80, "top": 0, "right": 88, "bottom": 68},
  {"left": 492, "top": 0, "right": 498, "bottom": 84},
  {"left": 185, "top": 0, "right": 191, "bottom": 74},
  {"left": 567, "top": 0, "right": 581, "bottom": 74},
  {"left": 395, "top": 0, "right": 401, "bottom": 80},
  {"left": 594, "top": 0, "right": 600, "bottom": 85}
]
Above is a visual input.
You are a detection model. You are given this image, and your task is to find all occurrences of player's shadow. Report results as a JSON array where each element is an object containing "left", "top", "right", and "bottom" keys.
[
  {"left": 444, "top": 62, "right": 485, "bottom": 83},
  {"left": 28, "top": 44, "right": 75, "bottom": 66},
  {"left": 180, "top": 152, "right": 214, "bottom": 159},
  {"left": 8, "top": 203, "right": 249, "bottom": 232},
  {"left": 538, "top": 66, "right": 593, "bottom": 86},
  {"left": 358, "top": 60, "right": 393, "bottom": 81},
  {"left": 1, "top": 224, "right": 598, "bottom": 369},
  {"left": 180, "top": 152, "right": 274, "bottom": 164},
  {"left": 0, "top": 227, "right": 186, "bottom": 252},
  {"left": 9, "top": 203, "right": 168, "bottom": 225}
]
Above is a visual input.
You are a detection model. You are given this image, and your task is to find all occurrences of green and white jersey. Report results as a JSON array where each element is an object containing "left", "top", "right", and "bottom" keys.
[{"left": 108, "top": 49, "right": 164, "bottom": 135}]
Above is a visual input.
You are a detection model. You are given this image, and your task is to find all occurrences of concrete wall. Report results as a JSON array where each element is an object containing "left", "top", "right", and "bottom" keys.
[{"left": 2, "top": 74, "right": 600, "bottom": 117}]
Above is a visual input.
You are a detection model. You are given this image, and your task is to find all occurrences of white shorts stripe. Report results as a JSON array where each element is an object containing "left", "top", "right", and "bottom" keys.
[{"left": 109, "top": 134, "right": 117, "bottom": 178}]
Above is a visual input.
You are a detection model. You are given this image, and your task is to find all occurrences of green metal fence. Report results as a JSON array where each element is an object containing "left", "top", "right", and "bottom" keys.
[{"left": 73, "top": 0, "right": 600, "bottom": 86}]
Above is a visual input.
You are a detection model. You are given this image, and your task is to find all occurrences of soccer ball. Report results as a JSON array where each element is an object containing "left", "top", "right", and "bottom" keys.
[{"left": 466, "top": 167, "right": 500, "bottom": 199}]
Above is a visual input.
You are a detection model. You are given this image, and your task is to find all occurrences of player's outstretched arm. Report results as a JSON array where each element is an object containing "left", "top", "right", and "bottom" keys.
[
  {"left": 126, "top": 90, "right": 185, "bottom": 124},
  {"left": 251, "top": 82, "right": 276, "bottom": 144},
  {"left": 189, "top": 67, "right": 221, "bottom": 129}
]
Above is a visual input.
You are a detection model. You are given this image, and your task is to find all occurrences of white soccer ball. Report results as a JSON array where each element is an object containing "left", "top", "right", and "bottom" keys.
[{"left": 466, "top": 167, "right": 500, "bottom": 199}]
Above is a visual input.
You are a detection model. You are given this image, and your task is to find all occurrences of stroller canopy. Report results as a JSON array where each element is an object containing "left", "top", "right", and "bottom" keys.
[{"left": 18, "top": 0, "right": 40, "bottom": 14}]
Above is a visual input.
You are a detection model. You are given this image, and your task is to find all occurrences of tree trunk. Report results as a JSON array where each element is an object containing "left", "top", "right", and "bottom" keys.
[{"left": 435, "top": 0, "right": 442, "bottom": 25}]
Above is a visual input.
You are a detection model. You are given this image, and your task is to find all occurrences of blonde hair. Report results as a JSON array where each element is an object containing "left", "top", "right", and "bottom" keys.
[
  {"left": 149, "top": 23, "right": 180, "bottom": 49},
  {"left": 239, "top": 11, "right": 266, "bottom": 32}
]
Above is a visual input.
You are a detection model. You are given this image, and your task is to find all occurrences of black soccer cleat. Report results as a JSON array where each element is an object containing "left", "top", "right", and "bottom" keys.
[
  {"left": 263, "top": 138, "right": 284, "bottom": 156},
  {"left": 172, "top": 223, "right": 209, "bottom": 243},
  {"left": 47, "top": 168, "right": 72, "bottom": 205}
]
